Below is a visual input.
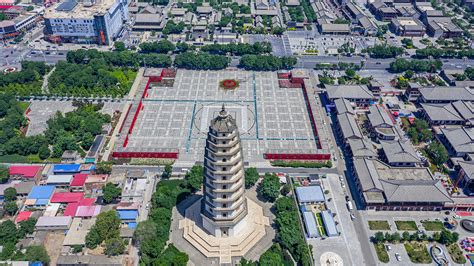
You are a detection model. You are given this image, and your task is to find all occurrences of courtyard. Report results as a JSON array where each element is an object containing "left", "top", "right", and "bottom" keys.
[{"left": 115, "top": 69, "right": 327, "bottom": 163}]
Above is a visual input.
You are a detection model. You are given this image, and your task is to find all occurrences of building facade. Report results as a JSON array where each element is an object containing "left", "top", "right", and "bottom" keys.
[
  {"left": 44, "top": 0, "right": 128, "bottom": 45},
  {"left": 201, "top": 105, "right": 248, "bottom": 237}
]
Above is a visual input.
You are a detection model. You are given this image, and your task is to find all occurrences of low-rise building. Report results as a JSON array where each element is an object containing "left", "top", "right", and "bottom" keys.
[
  {"left": 439, "top": 127, "right": 474, "bottom": 158},
  {"left": 376, "top": 7, "right": 397, "bottom": 21},
  {"left": 390, "top": 17, "right": 425, "bottom": 36},
  {"left": 35, "top": 216, "right": 73, "bottom": 231},
  {"left": 352, "top": 158, "right": 452, "bottom": 210},
  {"left": 424, "top": 17, "right": 463, "bottom": 38},
  {"left": 455, "top": 161, "right": 474, "bottom": 196},
  {"left": 295, "top": 185, "right": 325, "bottom": 204},
  {"left": 367, "top": 105, "right": 397, "bottom": 141},
  {"left": 325, "top": 85, "right": 376, "bottom": 106},
  {"left": 336, "top": 113, "right": 363, "bottom": 140},
  {"left": 420, "top": 103, "right": 466, "bottom": 126},
  {"left": 347, "top": 138, "right": 378, "bottom": 158},
  {"left": 319, "top": 23, "right": 350, "bottom": 35},
  {"left": 380, "top": 140, "right": 421, "bottom": 167},
  {"left": 418, "top": 87, "right": 474, "bottom": 103}
]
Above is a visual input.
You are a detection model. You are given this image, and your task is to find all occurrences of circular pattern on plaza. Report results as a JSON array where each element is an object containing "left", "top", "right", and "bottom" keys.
[
  {"left": 460, "top": 219, "right": 474, "bottom": 233},
  {"left": 320, "top": 252, "right": 343, "bottom": 266},
  {"left": 3, "top": 67, "right": 16, "bottom": 74},
  {"left": 219, "top": 79, "right": 239, "bottom": 90}
]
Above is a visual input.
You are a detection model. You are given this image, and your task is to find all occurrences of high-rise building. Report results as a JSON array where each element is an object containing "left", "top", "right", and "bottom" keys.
[
  {"left": 201, "top": 105, "right": 248, "bottom": 237},
  {"left": 43, "top": 0, "right": 128, "bottom": 45}
]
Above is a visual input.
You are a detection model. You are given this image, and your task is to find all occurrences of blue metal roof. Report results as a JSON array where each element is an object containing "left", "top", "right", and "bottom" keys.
[
  {"left": 321, "top": 210, "right": 338, "bottom": 237},
  {"left": 128, "top": 222, "right": 137, "bottom": 228},
  {"left": 28, "top": 185, "right": 55, "bottom": 200},
  {"left": 56, "top": 0, "right": 77, "bottom": 11},
  {"left": 36, "top": 199, "right": 50, "bottom": 205},
  {"left": 53, "top": 164, "right": 81, "bottom": 173},
  {"left": 296, "top": 186, "right": 325, "bottom": 203},
  {"left": 302, "top": 211, "right": 319, "bottom": 238},
  {"left": 117, "top": 210, "right": 138, "bottom": 220}
]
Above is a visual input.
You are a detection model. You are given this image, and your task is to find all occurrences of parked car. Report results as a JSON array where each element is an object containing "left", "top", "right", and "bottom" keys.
[
  {"left": 395, "top": 253, "right": 401, "bottom": 261},
  {"left": 386, "top": 245, "right": 391, "bottom": 251}
]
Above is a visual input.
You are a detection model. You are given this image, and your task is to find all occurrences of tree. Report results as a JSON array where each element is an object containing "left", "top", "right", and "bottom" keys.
[
  {"left": 18, "top": 217, "right": 37, "bottom": 238},
  {"left": 391, "top": 232, "right": 401, "bottom": 243},
  {"left": 367, "top": 44, "right": 404, "bottom": 58},
  {"left": 102, "top": 182, "right": 121, "bottom": 204},
  {"left": 439, "top": 229, "right": 459, "bottom": 245},
  {"left": 402, "top": 231, "right": 410, "bottom": 242},
  {"left": 24, "top": 246, "right": 50, "bottom": 264},
  {"left": 133, "top": 220, "right": 158, "bottom": 247},
  {"left": 38, "top": 144, "right": 51, "bottom": 160},
  {"left": 162, "top": 164, "right": 172, "bottom": 179},
  {"left": 0, "top": 220, "right": 18, "bottom": 244},
  {"left": 372, "top": 232, "right": 385, "bottom": 243},
  {"left": 185, "top": 165, "right": 203, "bottom": 192},
  {"left": 96, "top": 162, "right": 113, "bottom": 174},
  {"left": 4, "top": 187, "right": 16, "bottom": 202},
  {"left": 72, "top": 245, "right": 83, "bottom": 253},
  {"left": 85, "top": 226, "right": 101, "bottom": 249},
  {"left": 426, "top": 141, "right": 449, "bottom": 166},
  {"left": 4, "top": 201, "right": 18, "bottom": 216},
  {"left": 281, "top": 184, "right": 291, "bottom": 196},
  {"left": 174, "top": 52, "right": 229, "bottom": 70},
  {"left": 105, "top": 238, "right": 125, "bottom": 256},
  {"left": 114, "top": 41, "right": 126, "bottom": 52},
  {"left": 244, "top": 167, "right": 259, "bottom": 188},
  {"left": 139, "top": 40, "right": 176, "bottom": 54},
  {"left": 345, "top": 68, "right": 356, "bottom": 78},
  {"left": 0, "top": 166, "right": 8, "bottom": 184},
  {"left": 259, "top": 244, "right": 286, "bottom": 265},
  {"left": 86, "top": 210, "right": 120, "bottom": 249},
  {"left": 258, "top": 173, "right": 281, "bottom": 202}
]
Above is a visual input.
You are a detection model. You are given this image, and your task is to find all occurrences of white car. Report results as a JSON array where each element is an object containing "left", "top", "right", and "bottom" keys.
[
  {"left": 395, "top": 253, "right": 401, "bottom": 261},
  {"left": 386, "top": 245, "right": 391, "bottom": 251}
]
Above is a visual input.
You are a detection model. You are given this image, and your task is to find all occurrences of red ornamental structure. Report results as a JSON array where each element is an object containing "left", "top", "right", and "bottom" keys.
[{"left": 220, "top": 79, "right": 239, "bottom": 89}]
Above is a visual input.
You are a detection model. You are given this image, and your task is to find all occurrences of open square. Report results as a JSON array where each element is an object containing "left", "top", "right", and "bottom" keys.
[{"left": 114, "top": 69, "right": 327, "bottom": 162}]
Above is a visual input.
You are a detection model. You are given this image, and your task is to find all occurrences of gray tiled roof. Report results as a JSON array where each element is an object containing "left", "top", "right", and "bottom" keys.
[
  {"left": 334, "top": 98, "right": 355, "bottom": 115},
  {"left": 337, "top": 113, "right": 362, "bottom": 139},
  {"left": 380, "top": 179, "right": 452, "bottom": 203},
  {"left": 348, "top": 138, "right": 377, "bottom": 158},
  {"left": 459, "top": 161, "right": 474, "bottom": 180},
  {"left": 452, "top": 101, "right": 474, "bottom": 123},
  {"left": 421, "top": 103, "right": 464, "bottom": 122},
  {"left": 380, "top": 140, "right": 420, "bottom": 164},
  {"left": 326, "top": 85, "right": 375, "bottom": 100},
  {"left": 353, "top": 158, "right": 452, "bottom": 204},
  {"left": 441, "top": 127, "right": 474, "bottom": 154},
  {"left": 368, "top": 105, "right": 394, "bottom": 128},
  {"left": 419, "top": 87, "right": 474, "bottom": 102}
]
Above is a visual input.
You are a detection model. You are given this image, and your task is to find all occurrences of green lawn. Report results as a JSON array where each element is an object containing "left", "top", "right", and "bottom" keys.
[
  {"left": 374, "top": 243, "right": 389, "bottom": 263},
  {"left": 421, "top": 220, "right": 444, "bottom": 231},
  {"left": 18, "top": 101, "right": 30, "bottom": 113},
  {"left": 447, "top": 243, "right": 466, "bottom": 264},
  {"left": 316, "top": 213, "right": 327, "bottom": 237},
  {"left": 395, "top": 220, "right": 418, "bottom": 231},
  {"left": 368, "top": 220, "right": 391, "bottom": 231},
  {"left": 404, "top": 242, "right": 432, "bottom": 264}
]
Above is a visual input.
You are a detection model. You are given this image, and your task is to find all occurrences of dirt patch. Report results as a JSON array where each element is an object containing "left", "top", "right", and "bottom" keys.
[{"left": 44, "top": 231, "right": 66, "bottom": 265}]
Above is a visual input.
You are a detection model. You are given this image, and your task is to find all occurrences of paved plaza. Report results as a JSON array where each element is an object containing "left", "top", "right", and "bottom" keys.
[
  {"left": 26, "top": 101, "right": 75, "bottom": 136},
  {"left": 119, "top": 70, "right": 322, "bottom": 162}
]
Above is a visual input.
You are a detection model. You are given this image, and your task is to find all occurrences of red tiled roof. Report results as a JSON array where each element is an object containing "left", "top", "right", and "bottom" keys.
[
  {"left": 63, "top": 203, "right": 78, "bottom": 216},
  {"left": 9, "top": 165, "right": 41, "bottom": 178},
  {"left": 50, "top": 192, "right": 84, "bottom": 203},
  {"left": 78, "top": 197, "right": 96, "bottom": 206},
  {"left": 70, "top": 174, "right": 88, "bottom": 187},
  {"left": 16, "top": 211, "right": 32, "bottom": 223},
  {"left": 75, "top": 205, "right": 101, "bottom": 217}
]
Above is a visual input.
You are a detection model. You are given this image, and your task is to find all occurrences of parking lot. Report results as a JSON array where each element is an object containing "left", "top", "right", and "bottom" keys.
[{"left": 287, "top": 35, "right": 377, "bottom": 56}]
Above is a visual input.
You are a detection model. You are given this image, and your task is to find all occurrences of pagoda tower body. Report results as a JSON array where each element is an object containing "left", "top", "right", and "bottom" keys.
[{"left": 201, "top": 105, "right": 248, "bottom": 237}]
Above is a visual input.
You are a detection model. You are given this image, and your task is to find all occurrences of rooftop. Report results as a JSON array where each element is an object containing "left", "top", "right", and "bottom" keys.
[
  {"left": 295, "top": 185, "right": 325, "bottom": 203},
  {"left": 440, "top": 127, "right": 474, "bottom": 154},
  {"left": 368, "top": 105, "right": 394, "bottom": 128},
  {"left": 50, "top": 192, "right": 84, "bottom": 203},
  {"left": 44, "top": 0, "right": 121, "bottom": 19},
  {"left": 421, "top": 103, "right": 464, "bottom": 122},
  {"left": 9, "top": 165, "right": 41, "bottom": 178},
  {"left": 419, "top": 87, "right": 474, "bottom": 102},
  {"left": 326, "top": 85, "right": 375, "bottom": 100},
  {"left": 337, "top": 113, "right": 362, "bottom": 140},
  {"left": 28, "top": 185, "right": 55, "bottom": 200},
  {"left": 380, "top": 140, "right": 420, "bottom": 164}
]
